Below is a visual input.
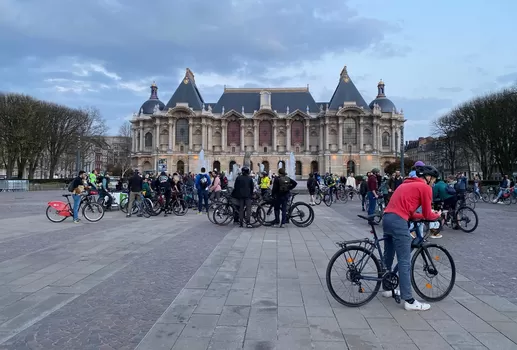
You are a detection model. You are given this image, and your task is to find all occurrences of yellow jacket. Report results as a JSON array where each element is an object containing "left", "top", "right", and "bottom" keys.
[{"left": 260, "top": 176, "right": 270, "bottom": 189}]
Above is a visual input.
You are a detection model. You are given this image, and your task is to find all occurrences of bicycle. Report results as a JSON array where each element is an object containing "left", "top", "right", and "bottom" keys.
[
  {"left": 46, "top": 190, "right": 105, "bottom": 223},
  {"left": 259, "top": 192, "right": 315, "bottom": 227},
  {"left": 326, "top": 214, "right": 456, "bottom": 307},
  {"left": 211, "top": 199, "right": 265, "bottom": 227},
  {"left": 433, "top": 201, "right": 478, "bottom": 233}
]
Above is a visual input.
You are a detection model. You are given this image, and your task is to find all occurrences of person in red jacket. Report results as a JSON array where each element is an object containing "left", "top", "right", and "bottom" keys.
[{"left": 381, "top": 165, "right": 441, "bottom": 311}]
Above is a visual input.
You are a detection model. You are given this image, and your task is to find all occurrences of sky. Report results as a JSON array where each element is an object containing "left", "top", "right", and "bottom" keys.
[{"left": 0, "top": 0, "right": 516, "bottom": 141}]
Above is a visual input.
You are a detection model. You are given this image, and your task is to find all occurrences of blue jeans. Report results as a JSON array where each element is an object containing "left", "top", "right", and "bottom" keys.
[
  {"left": 367, "top": 192, "right": 377, "bottom": 216},
  {"left": 72, "top": 194, "right": 81, "bottom": 220},
  {"left": 382, "top": 213, "right": 413, "bottom": 300},
  {"left": 198, "top": 190, "right": 209, "bottom": 212}
]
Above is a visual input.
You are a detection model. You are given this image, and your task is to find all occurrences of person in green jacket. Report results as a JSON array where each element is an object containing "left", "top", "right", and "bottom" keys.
[{"left": 433, "top": 178, "right": 457, "bottom": 210}]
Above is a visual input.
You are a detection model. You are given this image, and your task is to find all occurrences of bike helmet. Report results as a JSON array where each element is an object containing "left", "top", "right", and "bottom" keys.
[
  {"left": 241, "top": 166, "right": 250, "bottom": 175},
  {"left": 371, "top": 168, "right": 380, "bottom": 174},
  {"left": 414, "top": 161, "right": 425, "bottom": 167},
  {"left": 415, "top": 165, "right": 439, "bottom": 179}
]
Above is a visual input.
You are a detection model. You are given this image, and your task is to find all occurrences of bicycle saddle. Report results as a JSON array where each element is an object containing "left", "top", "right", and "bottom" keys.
[
  {"left": 62, "top": 194, "right": 72, "bottom": 197},
  {"left": 357, "top": 214, "right": 379, "bottom": 225}
]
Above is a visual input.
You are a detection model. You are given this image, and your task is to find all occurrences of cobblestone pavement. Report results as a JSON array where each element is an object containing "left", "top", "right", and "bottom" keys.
[
  {"left": 0, "top": 191, "right": 228, "bottom": 349},
  {"left": 332, "top": 198, "right": 517, "bottom": 305},
  {"left": 136, "top": 196, "right": 517, "bottom": 350}
]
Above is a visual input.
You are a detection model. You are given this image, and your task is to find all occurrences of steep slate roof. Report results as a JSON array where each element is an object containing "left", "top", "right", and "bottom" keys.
[
  {"left": 165, "top": 68, "right": 205, "bottom": 110},
  {"left": 212, "top": 88, "right": 320, "bottom": 114},
  {"left": 328, "top": 66, "right": 370, "bottom": 111}
]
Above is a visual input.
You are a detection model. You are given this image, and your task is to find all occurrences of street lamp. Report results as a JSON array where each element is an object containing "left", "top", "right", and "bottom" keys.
[{"left": 400, "top": 119, "right": 407, "bottom": 177}]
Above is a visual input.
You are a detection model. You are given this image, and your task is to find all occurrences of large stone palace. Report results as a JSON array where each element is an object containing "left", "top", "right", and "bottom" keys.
[{"left": 130, "top": 66, "right": 405, "bottom": 178}]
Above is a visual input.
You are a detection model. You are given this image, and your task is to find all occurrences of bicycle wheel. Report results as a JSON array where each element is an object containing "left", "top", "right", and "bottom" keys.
[
  {"left": 465, "top": 196, "right": 476, "bottom": 209},
  {"left": 172, "top": 199, "right": 188, "bottom": 216},
  {"left": 207, "top": 202, "right": 220, "bottom": 224},
  {"left": 46, "top": 205, "right": 67, "bottom": 223},
  {"left": 120, "top": 197, "right": 129, "bottom": 213},
  {"left": 326, "top": 245, "right": 382, "bottom": 307},
  {"left": 249, "top": 203, "right": 265, "bottom": 228},
  {"left": 338, "top": 190, "right": 349, "bottom": 203},
  {"left": 502, "top": 196, "right": 512, "bottom": 205},
  {"left": 455, "top": 206, "right": 478, "bottom": 233},
  {"left": 257, "top": 202, "right": 275, "bottom": 226},
  {"left": 323, "top": 193, "right": 332, "bottom": 207},
  {"left": 213, "top": 203, "right": 233, "bottom": 226},
  {"left": 314, "top": 193, "right": 322, "bottom": 205},
  {"left": 411, "top": 244, "right": 456, "bottom": 302},
  {"left": 82, "top": 202, "right": 105, "bottom": 222},
  {"left": 289, "top": 202, "right": 314, "bottom": 227}
]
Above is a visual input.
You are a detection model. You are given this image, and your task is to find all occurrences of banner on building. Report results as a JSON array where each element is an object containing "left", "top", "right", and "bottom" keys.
[{"left": 158, "top": 158, "right": 167, "bottom": 172}]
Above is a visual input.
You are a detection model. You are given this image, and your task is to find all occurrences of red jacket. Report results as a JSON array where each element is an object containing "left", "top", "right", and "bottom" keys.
[{"left": 384, "top": 177, "right": 440, "bottom": 222}]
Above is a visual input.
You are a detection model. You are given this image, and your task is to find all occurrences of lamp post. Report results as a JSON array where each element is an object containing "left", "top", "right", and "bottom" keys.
[
  {"left": 348, "top": 144, "right": 352, "bottom": 175},
  {"left": 400, "top": 120, "right": 407, "bottom": 177},
  {"left": 75, "top": 136, "right": 81, "bottom": 175}
]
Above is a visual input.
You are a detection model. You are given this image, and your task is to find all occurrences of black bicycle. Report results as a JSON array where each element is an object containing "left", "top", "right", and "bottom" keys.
[
  {"left": 326, "top": 214, "right": 456, "bottom": 307},
  {"left": 259, "top": 192, "right": 315, "bottom": 227}
]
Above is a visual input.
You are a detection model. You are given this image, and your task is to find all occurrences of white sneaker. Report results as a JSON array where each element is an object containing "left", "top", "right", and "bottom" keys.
[
  {"left": 404, "top": 299, "right": 431, "bottom": 311},
  {"left": 492, "top": 199, "right": 497, "bottom": 203},
  {"left": 381, "top": 289, "right": 400, "bottom": 298}
]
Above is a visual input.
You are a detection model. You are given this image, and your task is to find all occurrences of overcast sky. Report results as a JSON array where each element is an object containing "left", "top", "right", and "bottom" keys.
[{"left": 1, "top": 0, "right": 515, "bottom": 140}]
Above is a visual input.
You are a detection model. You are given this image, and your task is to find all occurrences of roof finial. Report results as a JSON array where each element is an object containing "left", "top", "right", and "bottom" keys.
[
  {"left": 150, "top": 82, "right": 159, "bottom": 99},
  {"left": 377, "top": 79, "right": 385, "bottom": 98},
  {"left": 184, "top": 68, "right": 195, "bottom": 84},
  {"left": 340, "top": 65, "right": 350, "bottom": 82}
]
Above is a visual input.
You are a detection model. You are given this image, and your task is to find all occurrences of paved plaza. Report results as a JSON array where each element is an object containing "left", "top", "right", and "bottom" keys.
[{"left": 0, "top": 191, "right": 516, "bottom": 349}]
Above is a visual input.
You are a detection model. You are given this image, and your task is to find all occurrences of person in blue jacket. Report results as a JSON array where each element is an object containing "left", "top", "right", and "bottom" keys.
[{"left": 195, "top": 167, "right": 211, "bottom": 213}]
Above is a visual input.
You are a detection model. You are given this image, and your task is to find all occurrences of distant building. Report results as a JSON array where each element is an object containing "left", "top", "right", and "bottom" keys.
[{"left": 130, "top": 66, "right": 406, "bottom": 177}]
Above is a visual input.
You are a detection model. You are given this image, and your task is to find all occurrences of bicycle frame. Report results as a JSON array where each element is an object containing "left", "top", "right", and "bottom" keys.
[{"left": 47, "top": 193, "right": 96, "bottom": 217}]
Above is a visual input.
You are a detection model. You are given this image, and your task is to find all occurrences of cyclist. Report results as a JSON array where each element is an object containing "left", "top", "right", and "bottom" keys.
[
  {"left": 381, "top": 165, "right": 441, "bottom": 311},
  {"left": 156, "top": 171, "right": 172, "bottom": 216}
]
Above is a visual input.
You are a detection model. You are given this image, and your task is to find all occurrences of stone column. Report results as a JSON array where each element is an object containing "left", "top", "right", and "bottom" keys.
[
  {"left": 201, "top": 122, "right": 207, "bottom": 150},
  {"left": 325, "top": 121, "right": 329, "bottom": 152},
  {"left": 207, "top": 123, "right": 213, "bottom": 152},
  {"left": 155, "top": 119, "right": 160, "bottom": 152},
  {"left": 319, "top": 122, "right": 324, "bottom": 153},
  {"left": 188, "top": 119, "right": 193, "bottom": 152},
  {"left": 305, "top": 122, "right": 310, "bottom": 152},
  {"left": 391, "top": 125, "right": 396, "bottom": 152},
  {"left": 273, "top": 120, "right": 277, "bottom": 152},
  {"left": 372, "top": 121, "right": 377, "bottom": 151},
  {"left": 139, "top": 121, "right": 144, "bottom": 152},
  {"left": 240, "top": 121, "right": 245, "bottom": 152},
  {"left": 286, "top": 120, "right": 291, "bottom": 152},
  {"left": 338, "top": 117, "right": 343, "bottom": 153},
  {"left": 222, "top": 121, "right": 227, "bottom": 152},
  {"left": 253, "top": 120, "right": 259, "bottom": 152},
  {"left": 168, "top": 119, "right": 173, "bottom": 152},
  {"left": 359, "top": 118, "right": 364, "bottom": 153},
  {"left": 171, "top": 119, "right": 176, "bottom": 151},
  {"left": 131, "top": 127, "right": 136, "bottom": 152}
]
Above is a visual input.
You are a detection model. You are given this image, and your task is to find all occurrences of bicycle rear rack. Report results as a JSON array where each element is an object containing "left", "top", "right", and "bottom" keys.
[{"left": 336, "top": 238, "right": 373, "bottom": 249}]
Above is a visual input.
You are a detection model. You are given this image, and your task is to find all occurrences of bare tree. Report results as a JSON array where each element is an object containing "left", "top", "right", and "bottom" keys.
[
  {"left": 432, "top": 113, "right": 460, "bottom": 175},
  {"left": 117, "top": 121, "right": 133, "bottom": 177}
]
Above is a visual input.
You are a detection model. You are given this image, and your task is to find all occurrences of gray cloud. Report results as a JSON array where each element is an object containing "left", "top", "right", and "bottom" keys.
[
  {"left": 438, "top": 87, "right": 463, "bottom": 93},
  {"left": 496, "top": 72, "right": 517, "bottom": 84},
  {"left": 0, "top": 0, "right": 400, "bottom": 77}
]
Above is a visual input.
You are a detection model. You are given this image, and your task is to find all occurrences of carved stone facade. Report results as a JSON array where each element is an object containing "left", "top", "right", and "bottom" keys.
[{"left": 131, "top": 67, "right": 405, "bottom": 178}]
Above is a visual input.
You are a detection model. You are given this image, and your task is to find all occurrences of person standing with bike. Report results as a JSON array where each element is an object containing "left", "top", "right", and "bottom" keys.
[
  {"left": 382, "top": 165, "right": 441, "bottom": 311},
  {"left": 156, "top": 171, "right": 172, "bottom": 216},
  {"left": 70, "top": 170, "right": 88, "bottom": 223},
  {"left": 127, "top": 169, "right": 143, "bottom": 218},
  {"left": 272, "top": 168, "right": 297, "bottom": 228},
  {"left": 195, "top": 167, "right": 211, "bottom": 214},
  {"left": 231, "top": 166, "right": 254, "bottom": 228},
  {"left": 367, "top": 168, "right": 380, "bottom": 217}
]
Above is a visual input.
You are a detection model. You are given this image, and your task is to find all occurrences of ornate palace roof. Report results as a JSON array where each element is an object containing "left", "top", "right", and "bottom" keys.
[
  {"left": 212, "top": 87, "right": 319, "bottom": 114},
  {"left": 165, "top": 68, "right": 205, "bottom": 110},
  {"left": 139, "top": 82, "right": 165, "bottom": 114},
  {"left": 328, "top": 66, "right": 370, "bottom": 111},
  {"left": 368, "top": 79, "right": 397, "bottom": 113}
]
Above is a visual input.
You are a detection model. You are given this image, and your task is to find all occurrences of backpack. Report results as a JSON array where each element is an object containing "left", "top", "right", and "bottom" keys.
[
  {"left": 221, "top": 175, "right": 228, "bottom": 189},
  {"left": 67, "top": 180, "right": 75, "bottom": 193},
  {"left": 158, "top": 175, "right": 168, "bottom": 185},
  {"left": 199, "top": 174, "right": 209, "bottom": 190},
  {"left": 446, "top": 184, "right": 456, "bottom": 195},
  {"left": 278, "top": 176, "right": 291, "bottom": 193}
]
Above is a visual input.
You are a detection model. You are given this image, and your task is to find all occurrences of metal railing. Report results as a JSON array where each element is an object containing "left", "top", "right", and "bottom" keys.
[{"left": 0, "top": 180, "right": 29, "bottom": 192}]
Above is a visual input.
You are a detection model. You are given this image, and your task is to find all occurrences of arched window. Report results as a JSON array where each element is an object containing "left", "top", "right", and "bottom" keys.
[
  {"left": 175, "top": 119, "right": 189, "bottom": 145},
  {"left": 262, "top": 161, "right": 270, "bottom": 173},
  {"left": 363, "top": 128, "right": 373, "bottom": 146},
  {"left": 347, "top": 160, "right": 356, "bottom": 175},
  {"left": 227, "top": 121, "right": 240, "bottom": 145},
  {"left": 311, "top": 161, "right": 319, "bottom": 173},
  {"left": 229, "top": 160, "right": 236, "bottom": 173},
  {"left": 382, "top": 132, "right": 391, "bottom": 148},
  {"left": 144, "top": 132, "right": 153, "bottom": 148},
  {"left": 177, "top": 160, "right": 185, "bottom": 174},
  {"left": 343, "top": 118, "right": 357, "bottom": 145},
  {"left": 278, "top": 160, "right": 285, "bottom": 170},
  {"left": 295, "top": 161, "right": 302, "bottom": 176},
  {"left": 213, "top": 161, "right": 220, "bottom": 172},
  {"left": 259, "top": 120, "right": 272, "bottom": 145},
  {"left": 291, "top": 120, "right": 304, "bottom": 145}
]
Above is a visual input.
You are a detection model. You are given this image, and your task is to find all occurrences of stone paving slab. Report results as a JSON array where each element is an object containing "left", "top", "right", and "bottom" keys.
[{"left": 137, "top": 202, "right": 517, "bottom": 350}]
